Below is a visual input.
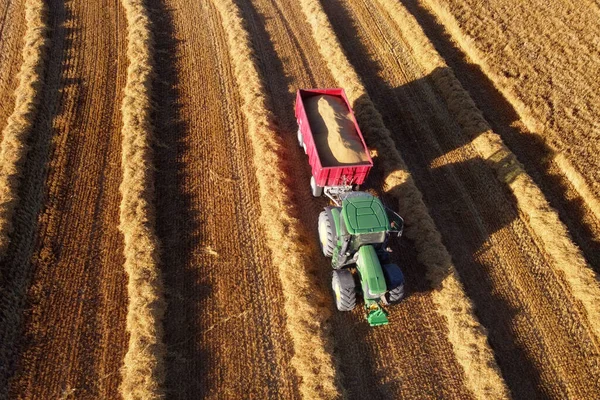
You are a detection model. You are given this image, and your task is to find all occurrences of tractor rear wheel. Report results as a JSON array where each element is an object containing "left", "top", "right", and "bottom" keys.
[
  {"left": 310, "top": 176, "right": 323, "bottom": 197},
  {"left": 318, "top": 211, "right": 335, "bottom": 257},
  {"left": 332, "top": 269, "right": 356, "bottom": 311},
  {"left": 386, "top": 284, "right": 404, "bottom": 303}
]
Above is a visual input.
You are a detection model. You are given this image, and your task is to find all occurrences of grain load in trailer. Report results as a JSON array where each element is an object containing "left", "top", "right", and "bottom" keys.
[{"left": 306, "top": 94, "right": 370, "bottom": 166}]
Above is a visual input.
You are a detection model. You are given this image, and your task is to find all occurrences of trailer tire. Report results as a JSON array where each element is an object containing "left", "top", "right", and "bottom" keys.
[
  {"left": 297, "top": 128, "right": 304, "bottom": 148},
  {"left": 332, "top": 269, "right": 356, "bottom": 311},
  {"left": 318, "top": 211, "right": 335, "bottom": 257},
  {"left": 387, "top": 284, "right": 404, "bottom": 303},
  {"left": 310, "top": 176, "right": 323, "bottom": 197}
]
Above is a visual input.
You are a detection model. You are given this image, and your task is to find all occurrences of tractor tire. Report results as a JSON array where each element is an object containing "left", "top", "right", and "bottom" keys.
[
  {"left": 387, "top": 284, "right": 404, "bottom": 303},
  {"left": 332, "top": 269, "right": 356, "bottom": 311},
  {"left": 318, "top": 211, "right": 335, "bottom": 257},
  {"left": 310, "top": 176, "right": 323, "bottom": 197}
]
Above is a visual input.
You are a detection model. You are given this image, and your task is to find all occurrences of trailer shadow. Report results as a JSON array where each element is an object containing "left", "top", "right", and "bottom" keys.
[{"left": 148, "top": 2, "right": 212, "bottom": 398}]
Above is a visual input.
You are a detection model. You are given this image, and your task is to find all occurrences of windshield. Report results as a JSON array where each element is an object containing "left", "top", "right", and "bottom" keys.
[{"left": 352, "top": 231, "right": 386, "bottom": 248}]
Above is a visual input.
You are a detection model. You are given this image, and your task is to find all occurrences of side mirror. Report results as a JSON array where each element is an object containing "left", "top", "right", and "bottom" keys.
[{"left": 386, "top": 207, "right": 404, "bottom": 238}]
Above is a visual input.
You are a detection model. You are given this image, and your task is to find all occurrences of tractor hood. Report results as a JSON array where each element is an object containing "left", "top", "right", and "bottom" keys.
[
  {"left": 341, "top": 192, "right": 389, "bottom": 235},
  {"left": 357, "top": 245, "right": 387, "bottom": 298}
]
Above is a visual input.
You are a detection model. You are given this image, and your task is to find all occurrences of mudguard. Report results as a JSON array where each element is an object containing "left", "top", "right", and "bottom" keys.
[{"left": 382, "top": 263, "right": 404, "bottom": 290}]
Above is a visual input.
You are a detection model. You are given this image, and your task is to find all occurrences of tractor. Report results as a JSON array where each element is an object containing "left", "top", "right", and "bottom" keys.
[{"left": 318, "top": 191, "right": 405, "bottom": 326}]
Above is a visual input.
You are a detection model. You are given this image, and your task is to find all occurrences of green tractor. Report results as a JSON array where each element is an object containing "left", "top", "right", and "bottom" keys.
[{"left": 318, "top": 192, "right": 405, "bottom": 326}]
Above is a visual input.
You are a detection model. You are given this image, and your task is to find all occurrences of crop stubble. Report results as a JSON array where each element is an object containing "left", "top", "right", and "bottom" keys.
[
  {"left": 155, "top": 0, "right": 300, "bottom": 398},
  {"left": 1, "top": 0, "right": 598, "bottom": 398},
  {"left": 323, "top": 0, "right": 600, "bottom": 397},
  {"left": 7, "top": 0, "right": 130, "bottom": 398}
]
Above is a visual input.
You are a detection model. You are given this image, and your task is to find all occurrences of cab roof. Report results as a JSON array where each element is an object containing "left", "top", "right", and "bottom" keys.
[{"left": 341, "top": 193, "right": 389, "bottom": 235}]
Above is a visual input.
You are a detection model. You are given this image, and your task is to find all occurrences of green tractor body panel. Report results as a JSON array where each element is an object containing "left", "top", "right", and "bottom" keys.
[
  {"left": 341, "top": 194, "right": 389, "bottom": 235},
  {"left": 356, "top": 245, "right": 387, "bottom": 297},
  {"left": 330, "top": 207, "right": 342, "bottom": 245}
]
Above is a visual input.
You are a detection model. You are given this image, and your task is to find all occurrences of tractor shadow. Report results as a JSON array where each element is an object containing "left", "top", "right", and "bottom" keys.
[
  {"left": 147, "top": 1, "right": 212, "bottom": 398},
  {"left": 400, "top": 0, "right": 600, "bottom": 273}
]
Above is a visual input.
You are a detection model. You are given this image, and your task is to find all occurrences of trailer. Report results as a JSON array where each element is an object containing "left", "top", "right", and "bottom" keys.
[{"left": 295, "top": 88, "right": 373, "bottom": 203}]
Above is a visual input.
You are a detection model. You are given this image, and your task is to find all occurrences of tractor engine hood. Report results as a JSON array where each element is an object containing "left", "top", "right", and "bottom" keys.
[{"left": 357, "top": 245, "right": 387, "bottom": 298}]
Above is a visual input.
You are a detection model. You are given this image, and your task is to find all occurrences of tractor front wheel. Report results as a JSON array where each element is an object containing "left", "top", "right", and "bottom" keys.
[
  {"left": 386, "top": 284, "right": 404, "bottom": 303},
  {"left": 332, "top": 269, "right": 356, "bottom": 311},
  {"left": 318, "top": 211, "right": 335, "bottom": 257}
]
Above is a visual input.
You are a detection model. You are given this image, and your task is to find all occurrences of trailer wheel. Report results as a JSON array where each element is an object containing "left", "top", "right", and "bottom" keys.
[
  {"left": 297, "top": 128, "right": 304, "bottom": 148},
  {"left": 310, "top": 176, "right": 323, "bottom": 197},
  {"left": 387, "top": 284, "right": 404, "bottom": 303},
  {"left": 332, "top": 269, "right": 356, "bottom": 311},
  {"left": 318, "top": 211, "right": 335, "bottom": 257}
]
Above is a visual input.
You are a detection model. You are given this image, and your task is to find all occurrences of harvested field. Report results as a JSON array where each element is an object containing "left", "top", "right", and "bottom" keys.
[
  {"left": 4, "top": 0, "right": 129, "bottom": 398},
  {"left": 1, "top": 0, "right": 599, "bottom": 398},
  {"left": 316, "top": 0, "right": 600, "bottom": 397}
]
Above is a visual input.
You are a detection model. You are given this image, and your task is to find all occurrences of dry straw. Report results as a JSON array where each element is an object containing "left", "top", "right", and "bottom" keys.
[
  {"left": 376, "top": 0, "right": 600, "bottom": 346},
  {"left": 0, "top": 0, "right": 48, "bottom": 259},
  {"left": 211, "top": 0, "right": 341, "bottom": 398},
  {"left": 298, "top": 0, "right": 510, "bottom": 398},
  {"left": 119, "top": 0, "right": 166, "bottom": 398}
]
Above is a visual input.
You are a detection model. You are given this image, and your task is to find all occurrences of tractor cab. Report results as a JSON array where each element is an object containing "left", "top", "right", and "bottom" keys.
[
  {"left": 331, "top": 192, "right": 403, "bottom": 266},
  {"left": 318, "top": 192, "right": 406, "bottom": 326}
]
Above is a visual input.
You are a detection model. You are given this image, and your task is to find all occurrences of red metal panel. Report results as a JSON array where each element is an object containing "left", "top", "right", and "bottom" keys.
[{"left": 295, "top": 88, "right": 373, "bottom": 188}]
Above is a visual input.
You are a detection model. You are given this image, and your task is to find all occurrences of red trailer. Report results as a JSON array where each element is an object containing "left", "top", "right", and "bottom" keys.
[{"left": 295, "top": 88, "right": 372, "bottom": 202}]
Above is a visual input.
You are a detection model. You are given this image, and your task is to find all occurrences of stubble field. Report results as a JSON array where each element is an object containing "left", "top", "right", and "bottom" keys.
[{"left": 0, "top": 0, "right": 599, "bottom": 399}]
